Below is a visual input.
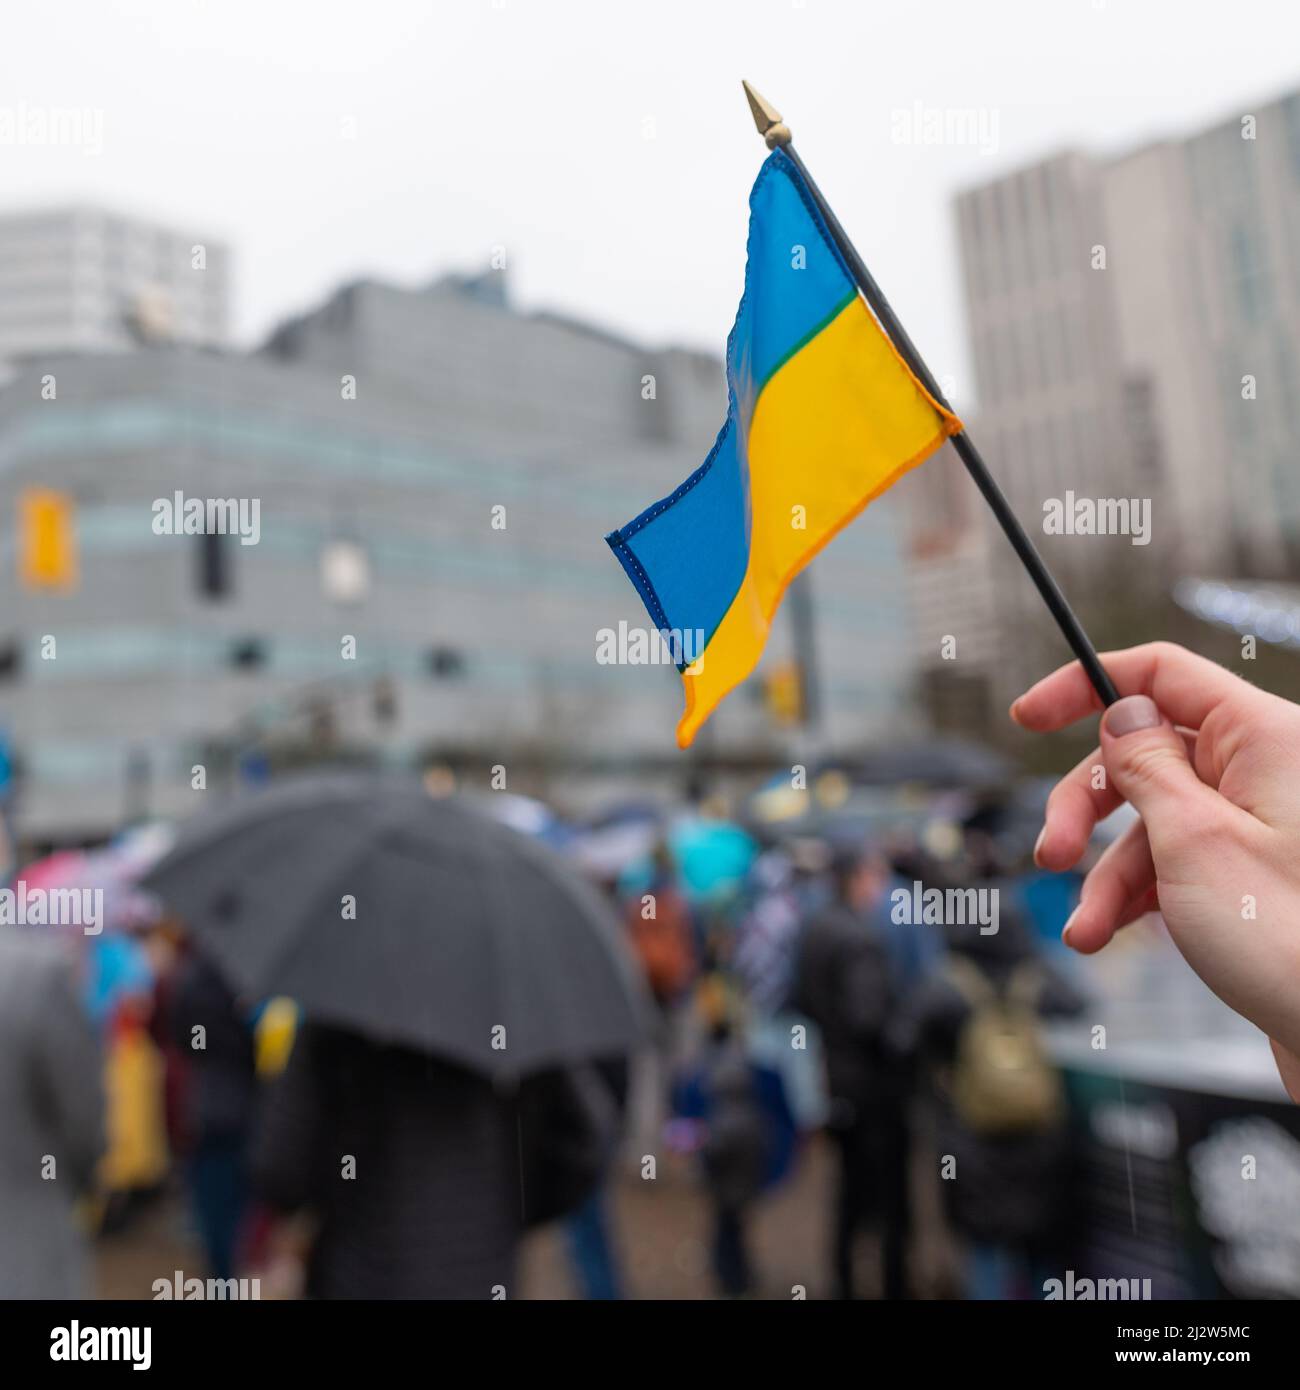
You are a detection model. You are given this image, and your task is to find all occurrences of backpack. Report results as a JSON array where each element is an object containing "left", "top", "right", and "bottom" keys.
[
  {"left": 700, "top": 1049, "right": 770, "bottom": 1208},
  {"left": 942, "top": 956, "right": 1064, "bottom": 1137},
  {"left": 625, "top": 885, "right": 695, "bottom": 1003}
]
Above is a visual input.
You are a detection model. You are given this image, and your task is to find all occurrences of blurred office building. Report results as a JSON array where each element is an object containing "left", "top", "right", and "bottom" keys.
[
  {"left": 921, "top": 85, "right": 1300, "bottom": 708},
  {"left": 0, "top": 260, "right": 920, "bottom": 841},
  {"left": 896, "top": 445, "right": 1002, "bottom": 736},
  {"left": 0, "top": 207, "right": 229, "bottom": 368}
]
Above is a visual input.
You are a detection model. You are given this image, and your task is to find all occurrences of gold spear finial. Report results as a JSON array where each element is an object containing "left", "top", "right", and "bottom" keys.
[{"left": 741, "top": 80, "right": 791, "bottom": 149}]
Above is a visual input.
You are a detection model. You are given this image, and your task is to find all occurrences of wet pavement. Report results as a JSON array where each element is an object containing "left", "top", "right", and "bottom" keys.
[{"left": 95, "top": 1133, "right": 960, "bottom": 1300}]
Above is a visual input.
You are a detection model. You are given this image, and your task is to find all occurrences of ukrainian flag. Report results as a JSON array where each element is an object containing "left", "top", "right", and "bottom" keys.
[{"left": 606, "top": 149, "right": 962, "bottom": 748}]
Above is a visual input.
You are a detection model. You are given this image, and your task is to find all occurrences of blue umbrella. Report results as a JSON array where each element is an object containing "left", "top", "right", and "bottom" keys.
[{"left": 667, "top": 818, "right": 758, "bottom": 903}]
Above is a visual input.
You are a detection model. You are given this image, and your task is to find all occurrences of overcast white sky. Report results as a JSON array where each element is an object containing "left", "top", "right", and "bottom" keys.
[{"left": 3, "top": 0, "right": 1297, "bottom": 411}]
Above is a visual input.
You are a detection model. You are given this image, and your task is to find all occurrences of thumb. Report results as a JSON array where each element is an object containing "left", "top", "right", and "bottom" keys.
[{"left": 1099, "top": 695, "right": 1209, "bottom": 838}]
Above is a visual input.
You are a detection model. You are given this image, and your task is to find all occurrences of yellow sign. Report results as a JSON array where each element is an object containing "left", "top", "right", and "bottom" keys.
[{"left": 19, "top": 488, "right": 77, "bottom": 590}]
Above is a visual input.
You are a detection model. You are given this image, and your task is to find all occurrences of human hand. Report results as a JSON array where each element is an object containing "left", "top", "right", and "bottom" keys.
[{"left": 1011, "top": 642, "right": 1300, "bottom": 1098}]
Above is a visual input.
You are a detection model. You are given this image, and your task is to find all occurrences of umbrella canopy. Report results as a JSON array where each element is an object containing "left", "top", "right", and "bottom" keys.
[
  {"left": 572, "top": 819, "right": 662, "bottom": 881},
  {"left": 142, "top": 773, "right": 646, "bottom": 1079},
  {"left": 468, "top": 792, "right": 574, "bottom": 851},
  {"left": 13, "top": 849, "right": 87, "bottom": 896},
  {"left": 666, "top": 817, "right": 758, "bottom": 902},
  {"left": 14, "top": 843, "right": 166, "bottom": 937}
]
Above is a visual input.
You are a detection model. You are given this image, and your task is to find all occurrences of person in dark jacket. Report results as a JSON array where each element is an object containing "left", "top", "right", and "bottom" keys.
[
  {"left": 253, "top": 1021, "right": 619, "bottom": 1299},
  {"left": 170, "top": 950, "right": 257, "bottom": 1281},
  {"left": 894, "top": 892, "right": 1085, "bottom": 1300},
  {"left": 790, "top": 847, "right": 910, "bottom": 1300},
  {"left": 673, "top": 1012, "right": 797, "bottom": 1299}
]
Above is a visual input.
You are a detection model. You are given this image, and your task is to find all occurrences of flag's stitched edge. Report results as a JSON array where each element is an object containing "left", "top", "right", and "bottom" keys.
[{"left": 605, "top": 515, "right": 677, "bottom": 642}]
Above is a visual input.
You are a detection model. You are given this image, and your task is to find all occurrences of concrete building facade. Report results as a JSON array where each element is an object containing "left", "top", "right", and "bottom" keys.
[
  {"left": 935, "top": 86, "right": 1300, "bottom": 704},
  {"left": 0, "top": 268, "right": 920, "bottom": 839},
  {"left": 0, "top": 207, "right": 229, "bottom": 367}
]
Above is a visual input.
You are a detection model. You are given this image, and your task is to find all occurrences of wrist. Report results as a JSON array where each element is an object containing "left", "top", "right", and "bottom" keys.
[{"left": 1269, "top": 1037, "right": 1300, "bottom": 1104}]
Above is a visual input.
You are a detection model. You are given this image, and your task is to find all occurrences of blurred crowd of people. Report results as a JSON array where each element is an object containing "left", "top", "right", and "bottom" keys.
[
  {"left": 0, "top": 767, "right": 1113, "bottom": 1300},
  {"left": 596, "top": 783, "right": 1093, "bottom": 1300}
]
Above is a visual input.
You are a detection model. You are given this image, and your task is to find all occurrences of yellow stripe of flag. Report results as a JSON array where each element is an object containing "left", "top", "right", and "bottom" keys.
[{"left": 676, "top": 295, "right": 959, "bottom": 747}]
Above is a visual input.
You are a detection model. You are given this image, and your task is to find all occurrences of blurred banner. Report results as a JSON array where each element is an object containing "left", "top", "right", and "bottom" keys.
[{"left": 1064, "top": 1059, "right": 1300, "bottom": 1299}]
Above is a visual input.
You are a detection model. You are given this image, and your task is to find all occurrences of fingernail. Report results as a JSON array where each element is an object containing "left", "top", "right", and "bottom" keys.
[
  {"left": 1008, "top": 699, "right": 1020, "bottom": 723},
  {"left": 1062, "top": 912, "right": 1077, "bottom": 947},
  {"left": 1033, "top": 826, "right": 1047, "bottom": 864},
  {"left": 1103, "top": 695, "right": 1160, "bottom": 739}
]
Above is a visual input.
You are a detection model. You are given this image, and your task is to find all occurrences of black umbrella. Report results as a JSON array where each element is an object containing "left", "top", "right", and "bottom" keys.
[{"left": 143, "top": 772, "right": 647, "bottom": 1078}]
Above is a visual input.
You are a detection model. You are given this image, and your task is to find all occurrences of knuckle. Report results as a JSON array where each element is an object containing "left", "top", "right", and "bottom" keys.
[
  {"left": 1117, "top": 737, "right": 1185, "bottom": 791},
  {"left": 1145, "top": 639, "right": 1182, "bottom": 664}
]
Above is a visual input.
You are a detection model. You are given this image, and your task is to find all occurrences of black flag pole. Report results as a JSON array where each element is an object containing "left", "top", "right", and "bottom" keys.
[{"left": 742, "top": 82, "right": 1120, "bottom": 708}]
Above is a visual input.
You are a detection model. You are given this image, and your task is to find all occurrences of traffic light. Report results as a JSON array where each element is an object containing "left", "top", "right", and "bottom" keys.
[
  {"left": 765, "top": 660, "right": 804, "bottom": 726},
  {"left": 198, "top": 531, "right": 228, "bottom": 598},
  {"left": 18, "top": 489, "right": 77, "bottom": 590}
]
